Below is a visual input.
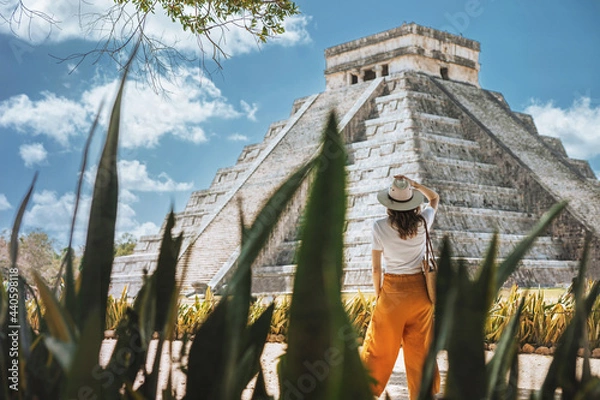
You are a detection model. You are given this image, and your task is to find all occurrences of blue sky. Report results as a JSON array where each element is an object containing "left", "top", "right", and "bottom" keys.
[{"left": 1, "top": 0, "right": 599, "bottom": 248}]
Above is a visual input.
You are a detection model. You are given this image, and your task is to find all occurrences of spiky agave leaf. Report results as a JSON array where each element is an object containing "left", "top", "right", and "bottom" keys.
[
  {"left": 280, "top": 112, "right": 371, "bottom": 399},
  {"left": 540, "top": 234, "right": 600, "bottom": 399},
  {"left": 418, "top": 237, "right": 458, "bottom": 400},
  {"left": 8, "top": 174, "right": 38, "bottom": 367},
  {"left": 75, "top": 59, "right": 130, "bottom": 331},
  {"left": 185, "top": 146, "right": 315, "bottom": 399},
  {"left": 153, "top": 210, "right": 183, "bottom": 333},
  {"left": 495, "top": 201, "right": 567, "bottom": 293},
  {"left": 54, "top": 106, "right": 102, "bottom": 318},
  {"left": 486, "top": 298, "right": 524, "bottom": 400},
  {"left": 64, "top": 307, "right": 104, "bottom": 399}
]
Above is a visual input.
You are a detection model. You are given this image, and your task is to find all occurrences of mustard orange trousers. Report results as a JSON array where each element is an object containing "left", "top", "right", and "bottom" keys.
[{"left": 361, "top": 273, "right": 441, "bottom": 399}]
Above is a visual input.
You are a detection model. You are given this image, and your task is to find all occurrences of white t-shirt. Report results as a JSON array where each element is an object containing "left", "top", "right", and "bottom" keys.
[{"left": 371, "top": 206, "right": 436, "bottom": 275}]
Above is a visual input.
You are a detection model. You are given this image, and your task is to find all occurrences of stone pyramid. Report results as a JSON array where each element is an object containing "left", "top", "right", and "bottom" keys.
[{"left": 110, "top": 23, "right": 600, "bottom": 297}]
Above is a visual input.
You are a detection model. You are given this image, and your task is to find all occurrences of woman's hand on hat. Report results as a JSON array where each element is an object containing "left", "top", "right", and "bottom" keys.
[{"left": 393, "top": 174, "right": 419, "bottom": 188}]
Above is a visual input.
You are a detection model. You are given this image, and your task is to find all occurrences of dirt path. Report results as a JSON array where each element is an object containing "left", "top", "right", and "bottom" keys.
[{"left": 99, "top": 341, "right": 600, "bottom": 399}]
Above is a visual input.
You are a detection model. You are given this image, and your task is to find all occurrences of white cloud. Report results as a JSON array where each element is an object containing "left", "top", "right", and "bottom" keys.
[
  {"left": 129, "top": 221, "right": 160, "bottom": 239},
  {"left": 0, "top": 2, "right": 311, "bottom": 55},
  {"left": 85, "top": 159, "right": 192, "bottom": 193},
  {"left": 241, "top": 100, "right": 258, "bottom": 121},
  {"left": 19, "top": 142, "right": 48, "bottom": 167},
  {"left": 120, "top": 189, "right": 139, "bottom": 204},
  {"left": 525, "top": 97, "right": 600, "bottom": 160},
  {"left": 0, "top": 194, "right": 11, "bottom": 211},
  {"left": 0, "top": 66, "right": 257, "bottom": 148},
  {"left": 22, "top": 188, "right": 161, "bottom": 246},
  {"left": 0, "top": 92, "right": 90, "bottom": 146},
  {"left": 23, "top": 190, "right": 89, "bottom": 246},
  {"left": 227, "top": 133, "right": 249, "bottom": 142},
  {"left": 118, "top": 160, "right": 193, "bottom": 192},
  {"left": 272, "top": 15, "right": 312, "bottom": 47}
]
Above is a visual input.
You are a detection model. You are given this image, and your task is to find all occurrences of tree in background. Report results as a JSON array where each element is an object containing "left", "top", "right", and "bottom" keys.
[
  {"left": 114, "top": 232, "right": 137, "bottom": 257},
  {"left": 0, "top": 230, "right": 61, "bottom": 285},
  {"left": 1, "top": 0, "right": 299, "bottom": 89}
]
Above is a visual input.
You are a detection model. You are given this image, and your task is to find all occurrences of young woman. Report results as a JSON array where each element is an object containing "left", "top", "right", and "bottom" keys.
[{"left": 361, "top": 175, "right": 441, "bottom": 399}]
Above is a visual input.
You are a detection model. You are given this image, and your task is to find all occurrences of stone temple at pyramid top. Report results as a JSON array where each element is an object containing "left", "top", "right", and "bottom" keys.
[{"left": 324, "top": 23, "right": 481, "bottom": 90}]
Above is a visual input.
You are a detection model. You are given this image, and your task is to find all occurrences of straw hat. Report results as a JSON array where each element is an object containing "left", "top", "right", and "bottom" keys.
[{"left": 376, "top": 178, "right": 425, "bottom": 211}]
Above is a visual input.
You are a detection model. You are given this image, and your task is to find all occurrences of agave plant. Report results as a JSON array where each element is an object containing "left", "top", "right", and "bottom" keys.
[{"left": 418, "top": 208, "right": 600, "bottom": 399}]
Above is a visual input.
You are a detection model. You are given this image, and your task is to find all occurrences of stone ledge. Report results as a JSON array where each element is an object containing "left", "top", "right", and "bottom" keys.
[{"left": 325, "top": 23, "right": 480, "bottom": 57}]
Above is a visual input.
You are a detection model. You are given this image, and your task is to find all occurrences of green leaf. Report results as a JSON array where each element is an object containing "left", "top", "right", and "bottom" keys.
[
  {"left": 184, "top": 298, "right": 229, "bottom": 399},
  {"left": 232, "top": 303, "right": 276, "bottom": 398},
  {"left": 418, "top": 237, "right": 457, "bottom": 400},
  {"left": 64, "top": 307, "right": 104, "bottom": 399},
  {"left": 506, "top": 344, "right": 520, "bottom": 400},
  {"left": 444, "top": 261, "right": 488, "bottom": 400},
  {"left": 225, "top": 157, "right": 316, "bottom": 293},
  {"left": 10, "top": 173, "right": 37, "bottom": 360},
  {"left": 43, "top": 337, "right": 77, "bottom": 371},
  {"left": 540, "top": 234, "right": 600, "bottom": 399},
  {"left": 55, "top": 107, "right": 102, "bottom": 319},
  {"left": 138, "top": 336, "right": 164, "bottom": 400},
  {"left": 474, "top": 232, "right": 499, "bottom": 314},
  {"left": 574, "top": 378, "right": 600, "bottom": 400},
  {"left": 486, "top": 298, "right": 524, "bottom": 400},
  {"left": 32, "top": 271, "right": 76, "bottom": 343},
  {"left": 103, "top": 308, "right": 146, "bottom": 398},
  {"left": 496, "top": 201, "right": 567, "bottom": 292},
  {"left": 133, "top": 274, "right": 157, "bottom": 349},
  {"left": 281, "top": 112, "right": 372, "bottom": 399},
  {"left": 76, "top": 65, "right": 129, "bottom": 330},
  {"left": 220, "top": 149, "right": 315, "bottom": 398},
  {"left": 153, "top": 210, "right": 182, "bottom": 333}
]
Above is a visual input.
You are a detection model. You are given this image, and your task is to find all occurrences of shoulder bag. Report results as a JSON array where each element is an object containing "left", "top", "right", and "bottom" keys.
[{"left": 422, "top": 218, "right": 437, "bottom": 304}]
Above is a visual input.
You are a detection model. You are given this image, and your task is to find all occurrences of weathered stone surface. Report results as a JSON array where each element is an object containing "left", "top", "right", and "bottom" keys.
[{"left": 110, "top": 24, "right": 599, "bottom": 297}]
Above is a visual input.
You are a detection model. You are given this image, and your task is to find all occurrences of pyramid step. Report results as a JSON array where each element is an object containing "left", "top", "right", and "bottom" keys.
[
  {"left": 434, "top": 205, "right": 537, "bottom": 234},
  {"left": 422, "top": 157, "right": 504, "bottom": 186},
  {"left": 378, "top": 93, "right": 459, "bottom": 120},
  {"left": 343, "top": 232, "right": 564, "bottom": 261},
  {"left": 419, "top": 132, "right": 479, "bottom": 149},
  {"left": 410, "top": 113, "right": 464, "bottom": 138},
  {"left": 375, "top": 90, "right": 449, "bottom": 116},
  {"left": 267, "top": 240, "right": 299, "bottom": 266},
  {"left": 419, "top": 134, "right": 485, "bottom": 164},
  {"left": 252, "top": 264, "right": 296, "bottom": 293},
  {"left": 426, "top": 179, "right": 523, "bottom": 211},
  {"left": 343, "top": 206, "right": 538, "bottom": 237},
  {"left": 431, "top": 231, "right": 564, "bottom": 260},
  {"left": 375, "top": 90, "right": 446, "bottom": 104}
]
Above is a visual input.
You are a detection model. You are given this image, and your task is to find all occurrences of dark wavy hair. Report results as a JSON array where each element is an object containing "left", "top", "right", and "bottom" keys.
[{"left": 387, "top": 207, "right": 423, "bottom": 240}]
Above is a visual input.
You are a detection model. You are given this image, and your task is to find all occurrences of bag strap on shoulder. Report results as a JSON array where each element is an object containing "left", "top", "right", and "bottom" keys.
[{"left": 420, "top": 215, "right": 437, "bottom": 273}]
